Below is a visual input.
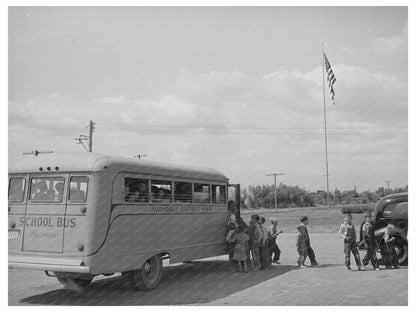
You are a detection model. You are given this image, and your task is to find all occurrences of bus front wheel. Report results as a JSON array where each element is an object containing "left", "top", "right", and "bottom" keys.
[{"left": 123, "top": 255, "right": 163, "bottom": 290}]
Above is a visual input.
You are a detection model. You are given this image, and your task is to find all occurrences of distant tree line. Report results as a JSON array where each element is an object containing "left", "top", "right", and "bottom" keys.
[{"left": 241, "top": 183, "right": 408, "bottom": 209}]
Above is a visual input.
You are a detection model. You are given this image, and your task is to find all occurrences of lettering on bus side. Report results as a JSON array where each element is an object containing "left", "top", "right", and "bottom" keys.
[
  {"left": 18, "top": 217, "right": 76, "bottom": 228},
  {"left": 151, "top": 206, "right": 213, "bottom": 214}
]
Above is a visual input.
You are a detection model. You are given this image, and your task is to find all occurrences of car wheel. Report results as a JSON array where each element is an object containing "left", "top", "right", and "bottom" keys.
[{"left": 393, "top": 238, "right": 408, "bottom": 266}]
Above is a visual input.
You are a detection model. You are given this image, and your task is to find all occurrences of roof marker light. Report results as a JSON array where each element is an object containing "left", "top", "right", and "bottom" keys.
[
  {"left": 39, "top": 167, "right": 43, "bottom": 171},
  {"left": 55, "top": 166, "right": 59, "bottom": 171}
]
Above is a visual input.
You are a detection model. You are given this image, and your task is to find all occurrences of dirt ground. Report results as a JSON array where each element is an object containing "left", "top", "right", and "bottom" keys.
[{"left": 8, "top": 232, "right": 407, "bottom": 306}]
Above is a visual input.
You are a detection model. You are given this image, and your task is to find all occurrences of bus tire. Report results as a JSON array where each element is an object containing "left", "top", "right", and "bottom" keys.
[
  {"left": 55, "top": 272, "right": 94, "bottom": 289},
  {"left": 124, "top": 255, "right": 163, "bottom": 291}
]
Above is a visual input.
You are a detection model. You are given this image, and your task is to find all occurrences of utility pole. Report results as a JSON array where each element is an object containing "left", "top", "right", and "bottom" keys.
[
  {"left": 265, "top": 173, "right": 285, "bottom": 212},
  {"left": 134, "top": 154, "right": 147, "bottom": 160},
  {"left": 75, "top": 120, "right": 95, "bottom": 152},
  {"left": 88, "top": 120, "right": 94, "bottom": 152}
]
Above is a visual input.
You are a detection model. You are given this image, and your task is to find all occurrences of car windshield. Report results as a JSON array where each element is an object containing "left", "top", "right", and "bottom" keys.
[{"left": 383, "top": 202, "right": 408, "bottom": 219}]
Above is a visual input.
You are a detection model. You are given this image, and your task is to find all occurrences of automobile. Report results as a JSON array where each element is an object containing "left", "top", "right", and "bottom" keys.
[{"left": 359, "top": 192, "right": 408, "bottom": 265}]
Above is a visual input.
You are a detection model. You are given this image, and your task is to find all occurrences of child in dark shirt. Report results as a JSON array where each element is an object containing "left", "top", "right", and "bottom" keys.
[
  {"left": 296, "top": 224, "right": 307, "bottom": 268},
  {"left": 361, "top": 214, "right": 380, "bottom": 270}
]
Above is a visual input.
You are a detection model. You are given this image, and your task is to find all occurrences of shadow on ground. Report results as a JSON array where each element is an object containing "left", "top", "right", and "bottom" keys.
[
  {"left": 20, "top": 260, "right": 297, "bottom": 305},
  {"left": 304, "top": 264, "right": 343, "bottom": 269}
]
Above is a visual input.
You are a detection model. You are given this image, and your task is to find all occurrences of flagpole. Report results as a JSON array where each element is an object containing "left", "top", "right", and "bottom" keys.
[{"left": 322, "top": 43, "right": 331, "bottom": 219}]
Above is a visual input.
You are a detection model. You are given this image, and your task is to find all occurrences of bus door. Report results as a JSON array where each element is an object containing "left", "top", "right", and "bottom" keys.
[
  {"left": 22, "top": 174, "right": 69, "bottom": 253},
  {"left": 62, "top": 175, "right": 89, "bottom": 253},
  {"left": 228, "top": 183, "right": 241, "bottom": 218},
  {"left": 8, "top": 175, "right": 29, "bottom": 251}
]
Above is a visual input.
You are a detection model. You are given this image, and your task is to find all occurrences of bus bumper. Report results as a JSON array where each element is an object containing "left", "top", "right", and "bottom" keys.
[{"left": 8, "top": 255, "right": 90, "bottom": 273}]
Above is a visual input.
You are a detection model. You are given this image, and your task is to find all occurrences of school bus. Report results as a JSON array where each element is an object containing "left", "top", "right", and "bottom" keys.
[{"left": 8, "top": 153, "right": 230, "bottom": 290}]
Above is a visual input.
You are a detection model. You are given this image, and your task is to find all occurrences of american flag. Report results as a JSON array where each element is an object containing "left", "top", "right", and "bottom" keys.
[{"left": 324, "top": 53, "right": 336, "bottom": 105}]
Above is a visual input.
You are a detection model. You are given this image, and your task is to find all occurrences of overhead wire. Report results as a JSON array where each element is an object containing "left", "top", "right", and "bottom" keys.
[{"left": 97, "top": 123, "right": 407, "bottom": 136}]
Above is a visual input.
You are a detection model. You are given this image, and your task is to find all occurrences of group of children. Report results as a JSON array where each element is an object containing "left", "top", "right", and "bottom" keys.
[
  {"left": 226, "top": 214, "right": 283, "bottom": 272},
  {"left": 227, "top": 209, "right": 401, "bottom": 273},
  {"left": 337, "top": 212, "right": 401, "bottom": 271}
]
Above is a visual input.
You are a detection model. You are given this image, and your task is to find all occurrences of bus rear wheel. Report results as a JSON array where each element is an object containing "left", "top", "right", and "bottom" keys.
[
  {"left": 55, "top": 272, "right": 94, "bottom": 289},
  {"left": 123, "top": 255, "right": 163, "bottom": 290}
]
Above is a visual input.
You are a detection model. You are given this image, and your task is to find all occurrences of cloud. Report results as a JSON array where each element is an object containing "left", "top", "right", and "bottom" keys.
[
  {"left": 8, "top": 64, "right": 407, "bottom": 191},
  {"left": 370, "top": 24, "right": 407, "bottom": 59}
]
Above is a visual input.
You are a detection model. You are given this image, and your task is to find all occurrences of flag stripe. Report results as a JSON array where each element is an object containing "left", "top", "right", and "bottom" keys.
[{"left": 324, "top": 53, "right": 336, "bottom": 105}]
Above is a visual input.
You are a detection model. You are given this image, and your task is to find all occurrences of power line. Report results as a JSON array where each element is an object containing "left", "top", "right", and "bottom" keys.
[
  {"left": 99, "top": 122, "right": 406, "bottom": 131},
  {"left": 96, "top": 127, "right": 406, "bottom": 136}
]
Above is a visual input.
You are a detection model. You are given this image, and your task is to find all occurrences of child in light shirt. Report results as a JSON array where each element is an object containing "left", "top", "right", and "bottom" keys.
[
  {"left": 232, "top": 225, "right": 250, "bottom": 273},
  {"left": 268, "top": 218, "right": 283, "bottom": 264},
  {"left": 383, "top": 224, "right": 401, "bottom": 269},
  {"left": 338, "top": 214, "right": 364, "bottom": 271}
]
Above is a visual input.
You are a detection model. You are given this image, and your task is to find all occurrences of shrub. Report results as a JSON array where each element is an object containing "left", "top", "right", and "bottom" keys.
[{"left": 341, "top": 204, "right": 374, "bottom": 214}]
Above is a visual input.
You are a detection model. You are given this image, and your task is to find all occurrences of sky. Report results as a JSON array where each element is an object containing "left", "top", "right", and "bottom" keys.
[{"left": 8, "top": 6, "right": 408, "bottom": 192}]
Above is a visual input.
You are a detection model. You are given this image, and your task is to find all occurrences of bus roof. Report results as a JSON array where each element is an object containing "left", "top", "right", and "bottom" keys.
[{"left": 9, "top": 152, "right": 228, "bottom": 183}]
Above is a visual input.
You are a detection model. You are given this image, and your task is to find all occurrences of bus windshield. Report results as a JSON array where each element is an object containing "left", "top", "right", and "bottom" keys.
[{"left": 30, "top": 177, "right": 65, "bottom": 202}]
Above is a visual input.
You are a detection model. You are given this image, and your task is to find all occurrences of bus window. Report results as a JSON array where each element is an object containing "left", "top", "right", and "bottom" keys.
[
  {"left": 174, "top": 182, "right": 192, "bottom": 203},
  {"left": 8, "top": 177, "right": 26, "bottom": 202},
  {"left": 69, "top": 176, "right": 88, "bottom": 202},
  {"left": 211, "top": 185, "right": 226, "bottom": 204},
  {"left": 151, "top": 180, "right": 172, "bottom": 203},
  {"left": 193, "top": 183, "right": 210, "bottom": 203},
  {"left": 30, "top": 177, "right": 65, "bottom": 202},
  {"left": 125, "top": 178, "right": 149, "bottom": 203}
]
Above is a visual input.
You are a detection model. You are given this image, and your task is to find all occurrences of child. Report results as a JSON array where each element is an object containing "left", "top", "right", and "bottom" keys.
[
  {"left": 226, "top": 222, "right": 237, "bottom": 263},
  {"left": 361, "top": 213, "right": 380, "bottom": 270},
  {"left": 259, "top": 216, "right": 271, "bottom": 270},
  {"left": 383, "top": 224, "right": 401, "bottom": 269},
  {"left": 268, "top": 218, "right": 283, "bottom": 264},
  {"left": 296, "top": 224, "right": 307, "bottom": 268},
  {"left": 248, "top": 215, "right": 263, "bottom": 271},
  {"left": 338, "top": 214, "right": 364, "bottom": 271},
  {"left": 232, "top": 225, "right": 249, "bottom": 272}
]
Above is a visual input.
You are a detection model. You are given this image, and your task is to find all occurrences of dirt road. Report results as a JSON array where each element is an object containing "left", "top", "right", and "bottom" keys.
[{"left": 8, "top": 233, "right": 407, "bottom": 305}]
